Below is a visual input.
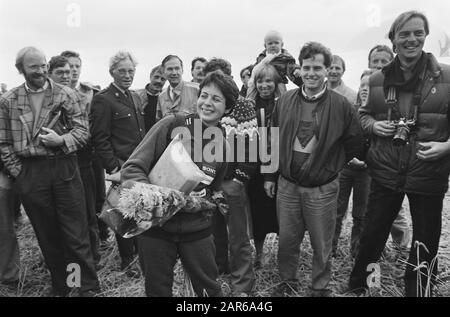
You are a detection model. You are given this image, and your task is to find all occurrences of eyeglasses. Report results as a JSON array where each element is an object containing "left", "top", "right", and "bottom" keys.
[
  {"left": 54, "top": 70, "right": 71, "bottom": 76},
  {"left": 116, "top": 69, "right": 135, "bottom": 76}
]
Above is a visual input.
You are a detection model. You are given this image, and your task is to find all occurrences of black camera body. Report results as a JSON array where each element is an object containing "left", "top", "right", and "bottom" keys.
[{"left": 392, "top": 118, "right": 416, "bottom": 146}]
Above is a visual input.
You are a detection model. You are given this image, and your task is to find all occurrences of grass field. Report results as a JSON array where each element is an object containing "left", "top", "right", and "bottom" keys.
[{"left": 1, "top": 193, "right": 449, "bottom": 297}]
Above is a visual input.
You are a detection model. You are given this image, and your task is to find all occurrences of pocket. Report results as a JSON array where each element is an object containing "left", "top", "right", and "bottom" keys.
[
  {"left": 112, "top": 111, "right": 132, "bottom": 121},
  {"left": 58, "top": 157, "right": 78, "bottom": 182}
]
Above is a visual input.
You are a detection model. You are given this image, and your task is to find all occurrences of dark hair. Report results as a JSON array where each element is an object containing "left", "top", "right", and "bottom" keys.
[
  {"left": 199, "top": 70, "right": 239, "bottom": 111},
  {"left": 48, "top": 55, "right": 69, "bottom": 74},
  {"left": 203, "top": 58, "right": 232, "bottom": 76},
  {"left": 60, "top": 50, "right": 81, "bottom": 63},
  {"left": 240, "top": 65, "right": 253, "bottom": 79},
  {"left": 191, "top": 57, "right": 207, "bottom": 71},
  {"left": 150, "top": 65, "right": 164, "bottom": 77},
  {"left": 368, "top": 45, "right": 394, "bottom": 64},
  {"left": 388, "top": 11, "right": 429, "bottom": 52},
  {"left": 331, "top": 55, "right": 346, "bottom": 72},
  {"left": 299, "top": 42, "right": 332, "bottom": 68},
  {"left": 161, "top": 55, "right": 183, "bottom": 68}
]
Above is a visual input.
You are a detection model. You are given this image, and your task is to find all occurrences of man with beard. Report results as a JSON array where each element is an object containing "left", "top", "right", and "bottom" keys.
[
  {"left": 349, "top": 11, "right": 450, "bottom": 297},
  {"left": 137, "top": 65, "right": 167, "bottom": 132},
  {"left": 157, "top": 55, "right": 199, "bottom": 118},
  {"left": 0, "top": 47, "right": 99, "bottom": 296},
  {"left": 90, "top": 51, "right": 145, "bottom": 275}
]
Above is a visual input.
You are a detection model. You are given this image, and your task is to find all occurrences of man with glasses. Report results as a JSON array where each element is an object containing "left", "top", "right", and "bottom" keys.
[
  {"left": 90, "top": 51, "right": 145, "bottom": 276},
  {"left": 0, "top": 47, "right": 99, "bottom": 296}
]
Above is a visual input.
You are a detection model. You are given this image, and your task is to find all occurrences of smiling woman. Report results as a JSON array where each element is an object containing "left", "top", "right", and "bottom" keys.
[{"left": 119, "top": 70, "right": 239, "bottom": 297}]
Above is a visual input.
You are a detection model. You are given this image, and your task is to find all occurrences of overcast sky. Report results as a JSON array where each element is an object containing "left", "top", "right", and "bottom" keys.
[{"left": 1, "top": 0, "right": 450, "bottom": 91}]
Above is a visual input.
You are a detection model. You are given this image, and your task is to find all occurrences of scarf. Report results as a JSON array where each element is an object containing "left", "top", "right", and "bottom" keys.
[{"left": 382, "top": 52, "right": 429, "bottom": 92}]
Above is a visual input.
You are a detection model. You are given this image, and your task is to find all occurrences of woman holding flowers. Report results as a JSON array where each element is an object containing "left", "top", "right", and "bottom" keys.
[{"left": 121, "top": 70, "right": 239, "bottom": 297}]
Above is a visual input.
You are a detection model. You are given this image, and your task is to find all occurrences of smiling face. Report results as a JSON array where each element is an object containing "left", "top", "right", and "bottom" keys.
[
  {"left": 22, "top": 51, "right": 48, "bottom": 90},
  {"left": 393, "top": 17, "right": 427, "bottom": 65},
  {"left": 256, "top": 74, "right": 276, "bottom": 99},
  {"left": 149, "top": 70, "right": 166, "bottom": 92},
  {"left": 300, "top": 54, "right": 327, "bottom": 96},
  {"left": 111, "top": 59, "right": 135, "bottom": 90},
  {"left": 197, "top": 83, "right": 228, "bottom": 127},
  {"left": 327, "top": 58, "right": 344, "bottom": 85}
]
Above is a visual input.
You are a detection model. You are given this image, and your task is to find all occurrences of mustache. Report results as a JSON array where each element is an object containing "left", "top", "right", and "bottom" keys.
[{"left": 31, "top": 73, "right": 46, "bottom": 79}]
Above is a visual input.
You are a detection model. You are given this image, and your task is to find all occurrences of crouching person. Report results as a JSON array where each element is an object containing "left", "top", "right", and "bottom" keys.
[{"left": 121, "top": 70, "right": 239, "bottom": 297}]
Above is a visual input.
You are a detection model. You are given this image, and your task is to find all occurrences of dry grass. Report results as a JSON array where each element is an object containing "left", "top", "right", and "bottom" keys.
[{"left": 1, "top": 196, "right": 449, "bottom": 297}]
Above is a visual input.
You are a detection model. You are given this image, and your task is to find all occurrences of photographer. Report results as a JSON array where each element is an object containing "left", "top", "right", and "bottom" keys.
[{"left": 349, "top": 11, "right": 450, "bottom": 297}]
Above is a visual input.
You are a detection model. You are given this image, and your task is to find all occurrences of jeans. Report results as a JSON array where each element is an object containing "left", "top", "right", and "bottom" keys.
[
  {"left": 222, "top": 180, "right": 255, "bottom": 293},
  {"left": 350, "top": 180, "right": 443, "bottom": 297},
  {"left": 332, "top": 168, "right": 370, "bottom": 256},
  {"left": 391, "top": 206, "right": 411, "bottom": 249},
  {"left": 0, "top": 172, "right": 19, "bottom": 283},
  {"left": 277, "top": 176, "right": 338, "bottom": 291}
]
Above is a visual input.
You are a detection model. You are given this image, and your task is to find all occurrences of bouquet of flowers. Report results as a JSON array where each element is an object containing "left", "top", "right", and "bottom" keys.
[{"left": 100, "top": 181, "right": 218, "bottom": 238}]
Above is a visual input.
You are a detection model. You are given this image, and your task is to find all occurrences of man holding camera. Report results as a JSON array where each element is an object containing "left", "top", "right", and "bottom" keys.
[{"left": 349, "top": 11, "right": 450, "bottom": 297}]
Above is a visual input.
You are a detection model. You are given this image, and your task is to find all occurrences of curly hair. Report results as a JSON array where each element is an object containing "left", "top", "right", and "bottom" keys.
[
  {"left": 199, "top": 70, "right": 239, "bottom": 111},
  {"left": 203, "top": 58, "right": 232, "bottom": 76}
]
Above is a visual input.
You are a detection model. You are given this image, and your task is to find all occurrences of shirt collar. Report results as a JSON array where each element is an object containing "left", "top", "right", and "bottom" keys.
[
  {"left": 24, "top": 80, "right": 49, "bottom": 93},
  {"left": 301, "top": 84, "right": 327, "bottom": 101},
  {"left": 112, "top": 83, "right": 127, "bottom": 96}
]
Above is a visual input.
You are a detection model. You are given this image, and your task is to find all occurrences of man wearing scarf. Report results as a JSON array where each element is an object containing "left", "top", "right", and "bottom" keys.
[{"left": 349, "top": 11, "right": 450, "bottom": 297}]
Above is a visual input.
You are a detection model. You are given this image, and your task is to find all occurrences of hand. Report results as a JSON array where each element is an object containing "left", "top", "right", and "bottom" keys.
[
  {"left": 293, "top": 68, "right": 301, "bottom": 78},
  {"left": 264, "top": 181, "right": 276, "bottom": 199},
  {"left": 348, "top": 157, "right": 367, "bottom": 168},
  {"left": 105, "top": 171, "right": 121, "bottom": 184},
  {"left": 416, "top": 141, "right": 450, "bottom": 161},
  {"left": 373, "top": 121, "right": 396, "bottom": 138},
  {"left": 221, "top": 179, "right": 243, "bottom": 196},
  {"left": 39, "top": 127, "right": 64, "bottom": 147}
]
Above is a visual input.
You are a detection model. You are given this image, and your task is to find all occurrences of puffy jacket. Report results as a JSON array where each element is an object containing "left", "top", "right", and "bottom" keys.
[{"left": 359, "top": 56, "right": 450, "bottom": 195}]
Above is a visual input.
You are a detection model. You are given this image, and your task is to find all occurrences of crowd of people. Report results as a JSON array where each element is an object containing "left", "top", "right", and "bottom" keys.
[{"left": 0, "top": 10, "right": 449, "bottom": 297}]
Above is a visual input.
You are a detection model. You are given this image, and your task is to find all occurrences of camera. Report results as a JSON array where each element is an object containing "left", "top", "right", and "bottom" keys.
[{"left": 392, "top": 118, "right": 416, "bottom": 147}]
